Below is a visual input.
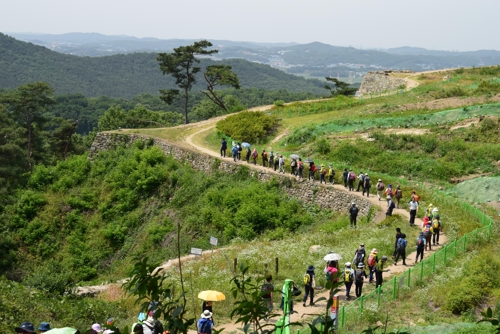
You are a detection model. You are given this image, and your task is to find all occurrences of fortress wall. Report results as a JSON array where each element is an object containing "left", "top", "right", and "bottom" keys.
[
  {"left": 90, "top": 132, "right": 373, "bottom": 216},
  {"left": 358, "top": 70, "right": 415, "bottom": 95}
]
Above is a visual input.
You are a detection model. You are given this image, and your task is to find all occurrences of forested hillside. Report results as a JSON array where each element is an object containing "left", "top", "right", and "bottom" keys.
[{"left": 0, "top": 33, "right": 326, "bottom": 97}]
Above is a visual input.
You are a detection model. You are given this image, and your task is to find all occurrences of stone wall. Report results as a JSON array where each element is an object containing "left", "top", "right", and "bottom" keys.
[
  {"left": 358, "top": 70, "right": 415, "bottom": 95},
  {"left": 90, "top": 133, "right": 373, "bottom": 215}
]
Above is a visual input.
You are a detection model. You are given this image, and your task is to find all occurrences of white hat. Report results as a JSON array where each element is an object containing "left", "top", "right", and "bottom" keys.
[
  {"left": 432, "top": 207, "right": 439, "bottom": 212},
  {"left": 92, "top": 324, "right": 103, "bottom": 333},
  {"left": 103, "top": 330, "right": 115, "bottom": 334},
  {"left": 201, "top": 310, "right": 213, "bottom": 319},
  {"left": 352, "top": 202, "right": 355, "bottom": 205},
  {"left": 345, "top": 262, "right": 352, "bottom": 267},
  {"left": 378, "top": 179, "right": 382, "bottom": 182}
]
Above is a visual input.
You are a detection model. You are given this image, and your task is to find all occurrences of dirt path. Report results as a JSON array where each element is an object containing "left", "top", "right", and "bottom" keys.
[{"left": 183, "top": 129, "right": 447, "bottom": 333}]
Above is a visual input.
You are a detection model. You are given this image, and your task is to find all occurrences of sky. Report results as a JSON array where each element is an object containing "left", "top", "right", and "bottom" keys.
[{"left": 2, "top": 0, "right": 498, "bottom": 51}]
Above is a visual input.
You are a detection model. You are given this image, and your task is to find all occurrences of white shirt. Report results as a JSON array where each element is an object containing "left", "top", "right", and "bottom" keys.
[{"left": 409, "top": 201, "right": 418, "bottom": 211}]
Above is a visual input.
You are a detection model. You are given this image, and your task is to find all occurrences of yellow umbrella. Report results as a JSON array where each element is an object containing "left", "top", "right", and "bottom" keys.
[{"left": 198, "top": 290, "right": 226, "bottom": 301}]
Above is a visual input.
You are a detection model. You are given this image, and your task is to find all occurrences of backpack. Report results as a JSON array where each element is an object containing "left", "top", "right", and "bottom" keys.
[
  {"left": 349, "top": 172, "right": 355, "bottom": 180},
  {"left": 364, "top": 177, "right": 370, "bottom": 187},
  {"left": 367, "top": 254, "right": 376, "bottom": 267},
  {"left": 395, "top": 189, "right": 402, "bottom": 199},
  {"left": 263, "top": 152, "right": 267, "bottom": 159},
  {"left": 386, "top": 188, "right": 393, "bottom": 197},
  {"left": 251, "top": 151, "right": 257, "bottom": 158},
  {"left": 413, "top": 194, "right": 419, "bottom": 202},
  {"left": 354, "top": 250, "right": 365, "bottom": 266},
  {"left": 397, "top": 238, "right": 407, "bottom": 250},
  {"left": 321, "top": 168, "right": 327, "bottom": 175},
  {"left": 377, "top": 182, "right": 385, "bottom": 191},
  {"left": 303, "top": 273, "right": 311, "bottom": 286},
  {"left": 261, "top": 283, "right": 273, "bottom": 298},
  {"left": 344, "top": 269, "right": 353, "bottom": 283},
  {"left": 312, "top": 165, "right": 317, "bottom": 172},
  {"left": 433, "top": 220, "right": 440, "bottom": 229},
  {"left": 355, "top": 269, "right": 364, "bottom": 282}
]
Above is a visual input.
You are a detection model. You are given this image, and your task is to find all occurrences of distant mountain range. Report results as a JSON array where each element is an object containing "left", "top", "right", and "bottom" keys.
[
  {"left": 0, "top": 33, "right": 325, "bottom": 98},
  {"left": 7, "top": 32, "right": 500, "bottom": 81}
]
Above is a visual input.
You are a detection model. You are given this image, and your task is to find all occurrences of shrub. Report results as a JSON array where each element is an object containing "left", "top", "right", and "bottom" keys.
[
  {"left": 274, "top": 100, "right": 285, "bottom": 107},
  {"left": 23, "top": 261, "right": 73, "bottom": 295},
  {"left": 443, "top": 254, "right": 500, "bottom": 314},
  {"left": 216, "top": 111, "right": 277, "bottom": 143},
  {"left": 316, "top": 138, "right": 331, "bottom": 155}
]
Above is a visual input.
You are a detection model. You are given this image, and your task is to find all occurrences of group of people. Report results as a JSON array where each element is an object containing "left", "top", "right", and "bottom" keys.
[{"left": 13, "top": 318, "right": 125, "bottom": 334}]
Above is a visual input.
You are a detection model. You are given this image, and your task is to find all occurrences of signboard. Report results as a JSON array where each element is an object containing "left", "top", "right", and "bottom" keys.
[
  {"left": 190, "top": 247, "right": 203, "bottom": 256},
  {"left": 210, "top": 236, "right": 218, "bottom": 246},
  {"left": 330, "top": 295, "right": 339, "bottom": 329}
]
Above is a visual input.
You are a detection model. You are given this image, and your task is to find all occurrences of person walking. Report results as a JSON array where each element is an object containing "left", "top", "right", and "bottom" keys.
[
  {"left": 245, "top": 148, "right": 251, "bottom": 163},
  {"left": 328, "top": 165, "right": 335, "bottom": 184},
  {"left": 342, "top": 168, "right": 349, "bottom": 188},
  {"left": 237, "top": 143, "right": 242, "bottom": 160},
  {"left": 251, "top": 148, "right": 258, "bottom": 165},
  {"left": 308, "top": 162, "right": 316, "bottom": 181},
  {"left": 269, "top": 151, "right": 274, "bottom": 168},
  {"left": 386, "top": 196, "right": 396, "bottom": 216},
  {"left": 416, "top": 232, "right": 426, "bottom": 263},
  {"left": 354, "top": 263, "right": 368, "bottom": 298},
  {"left": 409, "top": 197, "right": 418, "bottom": 226},
  {"left": 394, "top": 185, "right": 403, "bottom": 208},
  {"left": 356, "top": 172, "right": 365, "bottom": 192},
  {"left": 431, "top": 208, "right": 442, "bottom": 245},
  {"left": 363, "top": 173, "right": 371, "bottom": 197},
  {"left": 297, "top": 158, "right": 304, "bottom": 179},
  {"left": 349, "top": 202, "right": 359, "bottom": 228},
  {"left": 279, "top": 155, "right": 285, "bottom": 174},
  {"left": 376, "top": 179, "right": 385, "bottom": 201},
  {"left": 220, "top": 138, "right": 227, "bottom": 157},
  {"left": 302, "top": 265, "right": 316, "bottom": 306},
  {"left": 367, "top": 249, "right": 378, "bottom": 283},
  {"left": 384, "top": 184, "right": 393, "bottom": 206},
  {"left": 353, "top": 243, "right": 366, "bottom": 268},
  {"left": 348, "top": 170, "right": 356, "bottom": 191},
  {"left": 261, "top": 275, "right": 274, "bottom": 316},
  {"left": 262, "top": 150, "right": 268, "bottom": 167},
  {"left": 291, "top": 158, "right": 297, "bottom": 175},
  {"left": 422, "top": 216, "right": 433, "bottom": 251},
  {"left": 393, "top": 228, "right": 403, "bottom": 258},
  {"left": 197, "top": 310, "right": 214, "bottom": 334},
  {"left": 394, "top": 234, "right": 407, "bottom": 265},
  {"left": 231, "top": 145, "right": 238, "bottom": 162},
  {"left": 319, "top": 164, "right": 327, "bottom": 184},
  {"left": 375, "top": 255, "right": 388, "bottom": 289},
  {"left": 343, "top": 262, "right": 355, "bottom": 300},
  {"left": 274, "top": 152, "right": 279, "bottom": 171}
]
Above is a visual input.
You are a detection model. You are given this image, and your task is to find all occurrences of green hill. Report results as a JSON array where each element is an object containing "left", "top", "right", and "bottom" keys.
[{"left": 0, "top": 33, "right": 326, "bottom": 98}]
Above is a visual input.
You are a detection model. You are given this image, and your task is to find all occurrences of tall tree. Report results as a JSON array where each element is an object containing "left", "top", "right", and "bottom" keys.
[
  {"left": 324, "top": 77, "right": 357, "bottom": 97},
  {"left": 0, "top": 82, "right": 55, "bottom": 168},
  {"left": 202, "top": 65, "right": 240, "bottom": 112},
  {"left": 156, "top": 40, "right": 217, "bottom": 124}
]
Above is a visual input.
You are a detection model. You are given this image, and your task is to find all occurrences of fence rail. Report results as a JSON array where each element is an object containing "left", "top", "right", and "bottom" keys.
[{"left": 336, "top": 195, "right": 493, "bottom": 331}]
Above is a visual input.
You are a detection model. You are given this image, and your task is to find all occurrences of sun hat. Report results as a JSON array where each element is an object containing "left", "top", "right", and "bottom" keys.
[
  {"left": 321, "top": 164, "right": 324, "bottom": 167},
  {"left": 371, "top": 248, "right": 378, "bottom": 254},
  {"left": 432, "top": 207, "right": 439, "bottom": 212},
  {"left": 107, "top": 318, "right": 114, "bottom": 325},
  {"left": 352, "top": 202, "right": 355, "bottom": 205},
  {"left": 345, "top": 262, "right": 352, "bottom": 267},
  {"left": 378, "top": 179, "right": 382, "bottom": 182},
  {"left": 38, "top": 322, "right": 51, "bottom": 331},
  {"left": 381, "top": 255, "right": 388, "bottom": 261},
  {"left": 428, "top": 203, "right": 433, "bottom": 207},
  {"left": 138, "top": 312, "right": 147, "bottom": 321},
  {"left": 92, "top": 324, "right": 103, "bottom": 333},
  {"left": 360, "top": 243, "right": 364, "bottom": 247},
  {"left": 365, "top": 173, "right": 368, "bottom": 176},
  {"left": 307, "top": 265, "right": 315, "bottom": 271},
  {"left": 357, "top": 263, "right": 364, "bottom": 268},
  {"left": 103, "top": 330, "right": 115, "bottom": 334},
  {"left": 201, "top": 310, "right": 213, "bottom": 319},
  {"left": 15, "top": 322, "right": 35, "bottom": 333}
]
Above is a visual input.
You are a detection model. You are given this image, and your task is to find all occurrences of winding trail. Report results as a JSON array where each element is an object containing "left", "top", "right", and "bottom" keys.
[{"left": 181, "top": 98, "right": 448, "bottom": 333}]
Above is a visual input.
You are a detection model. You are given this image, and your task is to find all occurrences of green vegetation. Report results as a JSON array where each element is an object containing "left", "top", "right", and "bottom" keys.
[
  {"left": 216, "top": 111, "right": 278, "bottom": 143},
  {"left": 0, "top": 33, "right": 326, "bottom": 98}
]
